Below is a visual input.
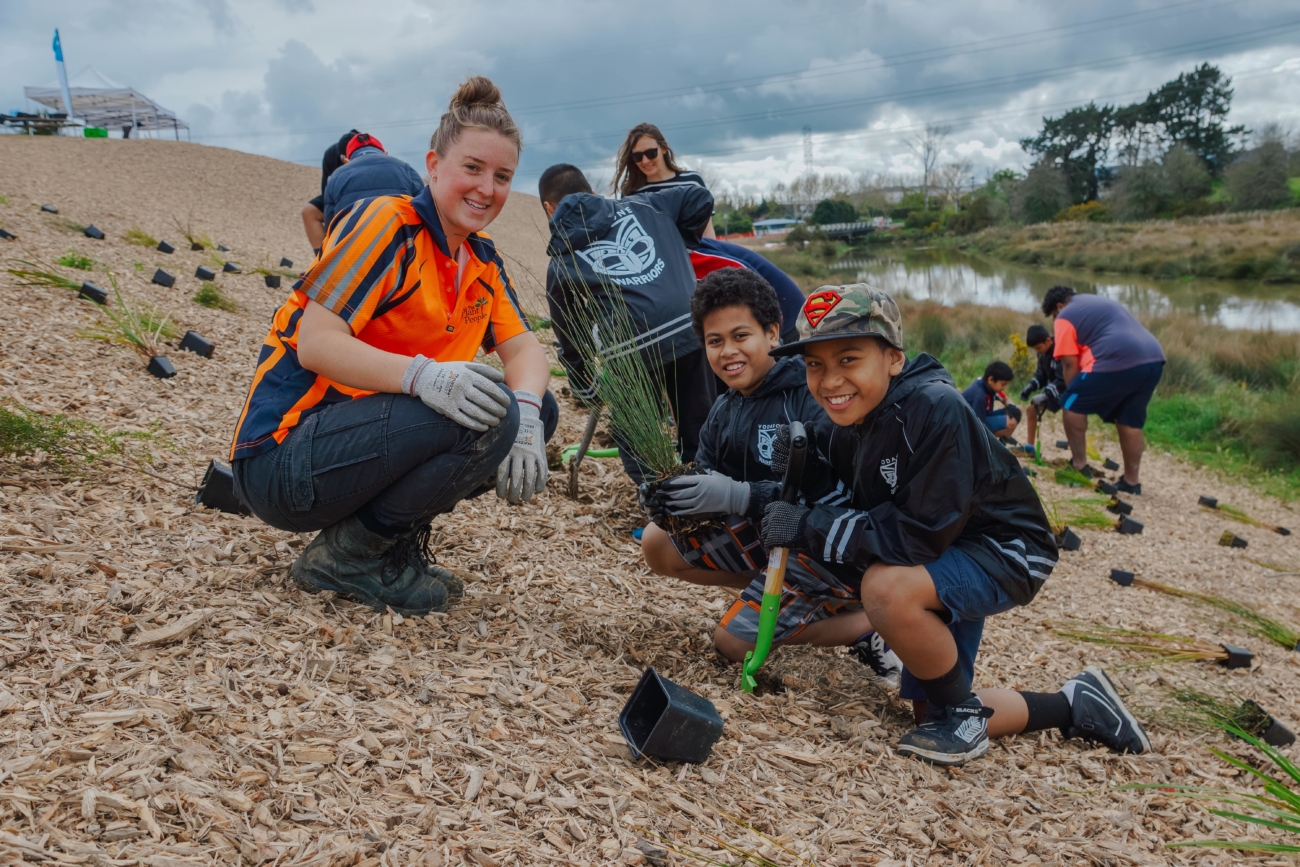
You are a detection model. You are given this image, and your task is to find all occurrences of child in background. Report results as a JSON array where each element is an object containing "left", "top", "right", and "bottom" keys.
[
  {"left": 640, "top": 269, "right": 902, "bottom": 682},
  {"left": 962, "top": 360, "right": 1021, "bottom": 440},
  {"left": 1019, "top": 324, "right": 1066, "bottom": 453},
  {"left": 752, "top": 283, "right": 1149, "bottom": 765}
]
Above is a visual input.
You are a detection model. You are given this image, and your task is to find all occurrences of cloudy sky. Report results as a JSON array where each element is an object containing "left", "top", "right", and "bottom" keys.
[{"left": 3, "top": 0, "right": 1299, "bottom": 199}]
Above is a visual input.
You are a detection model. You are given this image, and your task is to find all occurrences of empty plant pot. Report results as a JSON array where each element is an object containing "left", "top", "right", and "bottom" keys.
[
  {"left": 151, "top": 268, "right": 175, "bottom": 288},
  {"left": 264, "top": 274, "right": 281, "bottom": 289},
  {"left": 194, "top": 459, "right": 250, "bottom": 515},
  {"left": 179, "top": 330, "right": 214, "bottom": 358},
  {"left": 619, "top": 667, "right": 724, "bottom": 764},
  {"left": 157, "top": 240, "right": 175, "bottom": 254},
  {"left": 1059, "top": 527, "right": 1081, "bottom": 551},
  {"left": 1218, "top": 644, "right": 1254, "bottom": 670},
  {"left": 146, "top": 355, "right": 177, "bottom": 379},
  {"left": 1102, "top": 458, "right": 1120, "bottom": 471},
  {"left": 222, "top": 262, "right": 240, "bottom": 273},
  {"left": 1276, "top": 527, "right": 1291, "bottom": 536},
  {"left": 279, "top": 257, "right": 293, "bottom": 268},
  {"left": 83, "top": 224, "right": 105, "bottom": 240},
  {"left": 1107, "top": 499, "right": 1133, "bottom": 516},
  {"left": 0, "top": 229, "right": 15, "bottom": 241},
  {"left": 1117, "top": 516, "right": 1143, "bottom": 535},
  {"left": 78, "top": 281, "right": 108, "bottom": 305},
  {"left": 1219, "top": 531, "right": 1247, "bottom": 549},
  {"left": 217, "top": 244, "right": 230, "bottom": 252},
  {"left": 1198, "top": 495, "right": 1218, "bottom": 509},
  {"left": 40, "top": 204, "right": 58, "bottom": 213},
  {"left": 1109, "top": 569, "right": 1135, "bottom": 587},
  {"left": 190, "top": 241, "right": 204, "bottom": 251},
  {"left": 1056, "top": 440, "right": 1069, "bottom": 449},
  {"left": 195, "top": 266, "right": 216, "bottom": 281},
  {"left": 1097, "top": 481, "right": 1119, "bottom": 497}
]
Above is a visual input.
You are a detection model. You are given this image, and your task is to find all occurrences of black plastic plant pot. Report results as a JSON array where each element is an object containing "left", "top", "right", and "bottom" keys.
[
  {"left": 190, "top": 241, "right": 204, "bottom": 251},
  {"left": 83, "top": 224, "right": 105, "bottom": 240},
  {"left": 618, "top": 667, "right": 724, "bottom": 764},
  {"left": 1242, "top": 702, "right": 1296, "bottom": 747},
  {"left": 1219, "top": 531, "right": 1248, "bottom": 549},
  {"left": 151, "top": 268, "right": 175, "bottom": 288},
  {"left": 41, "top": 204, "right": 58, "bottom": 214},
  {"left": 179, "top": 330, "right": 214, "bottom": 358},
  {"left": 1218, "top": 644, "right": 1254, "bottom": 670},
  {"left": 222, "top": 262, "right": 240, "bottom": 273},
  {"left": 264, "top": 274, "right": 281, "bottom": 289},
  {"left": 217, "top": 244, "right": 230, "bottom": 252},
  {"left": 1109, "top": 569, "right": 1135, "bottom": 587},
  {"left": 194, "top": 459, "right": 250, "bottom": 515},
  {"left": 147, "top": 355, "right": 177, "bottom": 379},
  {"left": 1117, "top": 516, "right": 1143, "bottom": 534},
  {"left": 1056, "top": 440, "right": 1069, "bottom": 449},
  {"left": 1107, "top": 499, "right": 1133, "bottom": 516},
  {"left": 195, "top": 266, "right": 216, "bottom": 281},
  {"left": 0, "top": 229, "right": 15, "bottom": 241},
  {"left": 157, "top": 240, "right": 175, "bottom": 254},
  {"left": 280, "top": 257, "right": 293, "bottom": 268},
  {"left": 1097, "top": 481, "right": 1119, "bottom": 497},
  {"left": 1276, "top": 527, "right": 1291, "bottom": 536},
  {"left": 1198, "top": 495, "right": 1218, "bottom": 509},
  {"left": 1059, "top": 527, "right": 1081, "bottom": 551},
  {"left": 78, "top": 281, "right": 108, "bottom": 305}
]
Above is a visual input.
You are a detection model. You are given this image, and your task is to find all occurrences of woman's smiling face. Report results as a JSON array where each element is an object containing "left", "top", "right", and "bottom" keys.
[
  {"left": 632, "top": 134, "right": 670, "bottom": 182},
  {"left": 426, "top": 128, "right": 518, "bottom": 240}
]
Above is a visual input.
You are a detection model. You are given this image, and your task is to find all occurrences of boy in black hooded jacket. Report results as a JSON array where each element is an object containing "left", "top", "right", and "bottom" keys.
[
  {"left": 753, "top": 283, "right": 1150, "bottom": 766},
  {"left": 641, "top": 269, "right": 902, "bottom": 681}
]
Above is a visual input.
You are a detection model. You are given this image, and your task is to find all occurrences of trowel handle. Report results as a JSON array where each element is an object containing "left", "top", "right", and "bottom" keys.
[{"left": 779, "top": 421, "right": 808, "bottom": 505}]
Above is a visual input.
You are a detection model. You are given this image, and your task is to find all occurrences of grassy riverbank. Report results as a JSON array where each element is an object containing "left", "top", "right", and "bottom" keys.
[{"left": 944, "top": 209, "right": 1300, "bottom": 283}]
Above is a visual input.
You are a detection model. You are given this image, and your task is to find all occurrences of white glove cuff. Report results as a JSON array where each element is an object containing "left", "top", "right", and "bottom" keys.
[
  {"left": 514, "top": 389, "right": 542, "bottom": 421},
  {"left": 402, "top": 354, "right": 432, "bottom": 396}
]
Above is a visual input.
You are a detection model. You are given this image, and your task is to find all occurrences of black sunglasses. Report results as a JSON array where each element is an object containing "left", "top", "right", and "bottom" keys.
[{"left": 632, "top": 147, "right": 660, "bottom": 163}]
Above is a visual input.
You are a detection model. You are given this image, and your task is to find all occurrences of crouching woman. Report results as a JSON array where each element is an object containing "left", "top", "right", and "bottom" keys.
[{"left": 228, "top": 76, "right": 554, "bottom": 616}]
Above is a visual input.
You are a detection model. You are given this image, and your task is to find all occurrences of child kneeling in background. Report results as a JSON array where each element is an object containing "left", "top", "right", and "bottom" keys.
[
  {"left": 639, "top": 269, "right": 902, "bottom": 683},
  {"left": 962, "top": 360, "right": 1021, "bottom": 440},
  {"left": 753, "top": 283, "right": 1150, "bottom": 765}
]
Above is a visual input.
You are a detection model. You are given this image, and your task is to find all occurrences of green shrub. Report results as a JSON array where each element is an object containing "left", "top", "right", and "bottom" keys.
[
  {"left": 56, "top": 251, "right": 94, "bottom": 271},
  {"left": 1159, "top": 353, "right": 1218, "bottom": 395},
  {"left": 1250, "top": 397, "right": 1300, "bottom": 469}
]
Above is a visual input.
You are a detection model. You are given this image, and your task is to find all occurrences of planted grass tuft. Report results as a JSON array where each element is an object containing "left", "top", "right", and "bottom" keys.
[
  {"left": 78, "top": 276, "right": 179, "bottom": 363},
  {"left": 193, "top": 282, "right": 238, "bottom": 312},
  {"left": 125, "top": 227, "right": 159, "bottom": 248},
  {"left": 1133, "top": 578, "right": 1300, "bottom": 650},
  {"left": 55, "top": 250, "right": 94, "bottom": 271},
  {"left": 5, "top": 260, "right": 81, "bottom": 291},
  {"left": 1051, "top": 622, "right": 1235, "bottom": 668}
]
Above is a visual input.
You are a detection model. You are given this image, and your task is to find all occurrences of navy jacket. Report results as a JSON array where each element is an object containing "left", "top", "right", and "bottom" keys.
[
  {"left": 323, "top": 147, "right": 425, "bottom": 226},
  {"left": 546, "top": 186, "right": 713, "bottom": 403},
  {"left": 961, "top": 378, "right": 1004, "bottom": 424}
]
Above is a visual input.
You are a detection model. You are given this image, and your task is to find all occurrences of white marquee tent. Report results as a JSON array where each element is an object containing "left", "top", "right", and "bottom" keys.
[{"left": 22, "top": 67, "right": 188, "bottom": 138}]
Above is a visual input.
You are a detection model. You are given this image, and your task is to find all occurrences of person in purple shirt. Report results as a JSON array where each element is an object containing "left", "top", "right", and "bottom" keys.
[{"left": 1041, "top": 285, "right": 1165, "bottom": 494}]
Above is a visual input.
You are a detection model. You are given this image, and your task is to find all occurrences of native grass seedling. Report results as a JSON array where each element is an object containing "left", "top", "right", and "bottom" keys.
[
  {"left": 55, "top": 250, "right": 94, "bottom": 271},
  {"left": 1204, "top": 501, "right": 1291, "bottom": 536},
  {"left": 1051, "top": 622, "right": 1241, "bottom": 668},
  {"left": 193, "top": 282, "right": 237, "bottom": 312},
  {"left": 125, "top": 227, "right": 158, "bottom": 248},
  {"left": 6, "top": 260, "right": 82, "bottom": 291},
  {"left": 173, "top": 216, "right": 213, "bottom": 251},
  {"left": 78, "top": 276, "right": 180, "bottom": 377},
  {"left": 1133, "top": 578, "right": 1300, "bottom": 650}
]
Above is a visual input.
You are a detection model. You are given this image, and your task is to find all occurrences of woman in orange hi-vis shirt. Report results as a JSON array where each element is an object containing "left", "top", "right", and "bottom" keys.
[{"left": 229, "top": 77, "right": 553, "bottom": 616}]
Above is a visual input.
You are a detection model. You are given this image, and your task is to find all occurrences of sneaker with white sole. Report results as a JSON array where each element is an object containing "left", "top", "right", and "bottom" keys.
[
  {"left": 1061, "top": 666, "right": 1151, "bottom": 754},
  {"left": 849, "top": 632, "right": 902, "bottom": 689},
  {"left": 896, "top": 696, "right": 993, "bottom": 766}
]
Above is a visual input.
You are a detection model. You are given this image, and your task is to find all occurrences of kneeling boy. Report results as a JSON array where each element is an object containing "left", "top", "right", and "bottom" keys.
[
  {"left": 962, "top": 360, "right": 1021, "bottom": 440},
  {"left": 640, "top": 269, "right": 901, "bottom": 682},
  {"left": 755, "top": 283, "right": 1149, "bottom": 765}
]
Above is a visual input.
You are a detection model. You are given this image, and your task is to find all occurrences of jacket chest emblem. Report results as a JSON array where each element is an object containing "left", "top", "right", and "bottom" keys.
[
  {"left": 461, "top": 294, "right": 490, "bottom": 324},
  {"left": 756, "top": 424, "right": 778, "bottom": 467},
  {"left": 880, "top": 455, "right": 898, "bottom": 492}
]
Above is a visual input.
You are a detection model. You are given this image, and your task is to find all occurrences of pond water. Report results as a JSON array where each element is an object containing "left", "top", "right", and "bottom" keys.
[{"left": 831, "top": 248, "right": 1300, "bottom": 332}]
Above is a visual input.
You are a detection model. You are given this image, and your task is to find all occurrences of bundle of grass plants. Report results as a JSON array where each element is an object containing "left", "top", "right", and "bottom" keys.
[
  {"left": 1134, "top": 578, "right": 1300, "bottom": 650},
  {"left": 0, "top": 398, "right": 167, "bottom": 476},
  {"left": 1205, "top": 501, "right": 1289, "bottom": 534},
  {"left": 55, "top": 250, "right": 94, "bottom": 271},
  {"left": 1036, "top": 486, "right": 1113, "bottom": 536},
  {"left": 5, "top": 259, "right": 82, "bottom": 291},
  {"left": 1051, "top": 622, "right": 1232, "bottom": 668},
  {"left": 1127, "top": 717, "right": 1300, "bottom": 855},
  {"left": 172, "top": 216, "right": 213, "bottom": 250},
  {"left": 125, "top": 227, "right": 158, "bottom": 247},
  {"left": 193, "top": 282, "right": 238, "bottom": 312},
  {"left": 78, "top": 275, "right": 179, "bottom": 360},
  {"left": 1054, "top": 465, "right": 1093, "bottom": 487}
]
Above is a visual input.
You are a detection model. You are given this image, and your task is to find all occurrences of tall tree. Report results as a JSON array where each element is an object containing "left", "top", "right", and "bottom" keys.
[
  {"left": 1020, "top": 101, "right": 1114, "bottom": 203},
  {"left": 906, "top": 124, "right": 950, "bottom": 209},
  {"left": 1145, "top": 63, "right": 1244, "bottom": 174}
]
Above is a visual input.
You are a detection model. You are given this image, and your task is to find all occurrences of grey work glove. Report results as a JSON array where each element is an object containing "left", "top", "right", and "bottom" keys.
[
  {"left": 497, "top": 391, "right": 548, "bottom": 504},
  {"left": 759, "top": 500, "right": 810, "bottom": 550},
  {"left": 657, "top": 470, "right": 750, "bottom": 517},
  {"left": 403, "top": 355, "right": 510, "bottom": 431}
]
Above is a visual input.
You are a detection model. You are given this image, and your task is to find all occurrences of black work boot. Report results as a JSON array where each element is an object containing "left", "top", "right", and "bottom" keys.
[
  {"left": 290, "top": 515, "right": 449, "bottom": 615},
  {"left": 391, "top": 524, "right": 465, "bottom": 599}
]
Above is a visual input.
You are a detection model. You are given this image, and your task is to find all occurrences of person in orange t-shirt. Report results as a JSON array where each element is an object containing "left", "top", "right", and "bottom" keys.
[{"left": 229, "top": 77, "right": 553, "bottom": 616}]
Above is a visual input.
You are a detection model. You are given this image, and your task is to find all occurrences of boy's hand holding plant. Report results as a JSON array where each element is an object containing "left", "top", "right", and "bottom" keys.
[{"left": 655, "top": 471, "right": 750, "bottom": 517}]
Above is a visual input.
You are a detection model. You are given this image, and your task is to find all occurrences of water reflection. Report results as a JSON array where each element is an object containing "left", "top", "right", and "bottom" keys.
[{"left": 833, "top": 248, "right": 1300, "bottom": 331}]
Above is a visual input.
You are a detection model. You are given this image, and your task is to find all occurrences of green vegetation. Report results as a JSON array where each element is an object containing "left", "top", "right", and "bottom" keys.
[
  {"left": 1134, "top": 577, "right": 1300, "bottom": 650},
  {"left": 5, "top": 260, "right": 82, "bottom": 291},
  {"left": 0, "top": 399, "right": 165, "bottom": 474},
  {"left": 0, "top": 195, "right": 9, "bottom": 206},
  {"left": 173, "top": 216, "right": 213, "bottom": 250},
  {"left": 56, "top": 250, "right": 94, "bottom": 271},
  {"left": 125, "top": 227, "right": 159, "bottom": 247},
  {"left": 193, "top": 282, "right": 238, "bottom": 312},
  {"left": 78, "top": 277, "right": 179, "bottom": 359},
  {"left": 1051, "top": 623, "right": 1230, "bottom": 667}
]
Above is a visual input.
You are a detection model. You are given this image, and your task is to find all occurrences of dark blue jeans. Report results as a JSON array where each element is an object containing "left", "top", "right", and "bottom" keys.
[{"left": 233, "top": 388, "right": 559, "bottom": 534}]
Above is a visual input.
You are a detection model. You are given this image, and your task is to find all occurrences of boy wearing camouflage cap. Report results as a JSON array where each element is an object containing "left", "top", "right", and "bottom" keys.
[{"left": 753, "top": 283, "right": 1149, "bottom": 766}]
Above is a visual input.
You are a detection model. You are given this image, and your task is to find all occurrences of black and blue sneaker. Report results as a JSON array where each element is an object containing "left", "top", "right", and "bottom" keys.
[
  {"left": 849, "top": 632, "right": 903, "bottom": 689},
  {"left": 896, "top": 696, "right": 993, "bottom": 766},
  {"left": 1060, "top": 666, "right": 1151, "bottom": 754}
]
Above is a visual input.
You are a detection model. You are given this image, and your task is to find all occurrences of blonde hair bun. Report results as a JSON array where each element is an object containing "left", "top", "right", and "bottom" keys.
[
  {"left": 450, "top": 76, "right": 505, "bottom": 110},
  {"left": 430, "top": 75, "right": 521, "bottom": 154}
]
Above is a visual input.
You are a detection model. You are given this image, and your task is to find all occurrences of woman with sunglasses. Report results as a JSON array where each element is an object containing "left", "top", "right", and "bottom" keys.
[{"left": 613, "top": 123, "right": 716, "bottom": 238}]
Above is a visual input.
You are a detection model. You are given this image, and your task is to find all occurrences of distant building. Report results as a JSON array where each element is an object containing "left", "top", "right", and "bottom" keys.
[{"left": 752, "top": 218, "right": 802, "bottom": 237}]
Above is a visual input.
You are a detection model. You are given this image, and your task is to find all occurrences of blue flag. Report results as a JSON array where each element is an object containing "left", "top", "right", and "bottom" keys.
[{"left": 53, "top": 29, "right": 63, "bottom": 62}]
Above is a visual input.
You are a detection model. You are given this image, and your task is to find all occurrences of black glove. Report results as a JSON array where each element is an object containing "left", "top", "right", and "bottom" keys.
[
  {"left": 1044, "top": 382, "right": 1060, "bottom": 401},
  {"left": 768, "top": 424, "right": 791, "bottom": 476},
  {"left": 1018, "top": 385, "right": 1033, "bottom": 401},
  {"left": 638, "top": 483, "right": 669, "bottom": 526},
  {"left": 760, "top": 500, "right": 810, "bottom": 550}
]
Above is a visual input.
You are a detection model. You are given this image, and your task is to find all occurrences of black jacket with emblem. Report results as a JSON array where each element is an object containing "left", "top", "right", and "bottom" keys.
[
  {"left": 546, "top": 187, "right": 714, "bottom": 405},
  {"left": 696, "top": 356, "right": 827, "bottom": 483},
  {"left": 747, "top": 353, "right": 1057, "bottom": 604}
]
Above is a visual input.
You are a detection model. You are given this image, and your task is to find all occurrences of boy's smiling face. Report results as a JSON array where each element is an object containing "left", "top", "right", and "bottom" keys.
[
  {"left": 702, "top": 304, "right": 780, "bottom": 396},
  {"left": 803, "top": 336, "right": 906, "bottom": 426}
]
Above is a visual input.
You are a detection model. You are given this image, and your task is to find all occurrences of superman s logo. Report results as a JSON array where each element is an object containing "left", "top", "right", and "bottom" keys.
[{"left": 803, "top": 290, "right": 843, "bottom": 329}]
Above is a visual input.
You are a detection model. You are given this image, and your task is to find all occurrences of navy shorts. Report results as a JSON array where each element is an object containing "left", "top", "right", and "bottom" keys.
[
  {"left": 1061, "top": 361, "right": 1164, "bottom": 428},
  {"left": 984, "top": 412, "right": 1009, "bottom": 432},
  {"left": 898, "top": 546, "right": 1017, "bottom": 701}
]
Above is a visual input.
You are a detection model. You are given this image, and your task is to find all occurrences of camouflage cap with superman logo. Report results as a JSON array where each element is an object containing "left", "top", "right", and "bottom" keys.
[{"left": 770, "top": 282, "right": 904, "bottom": 356}]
